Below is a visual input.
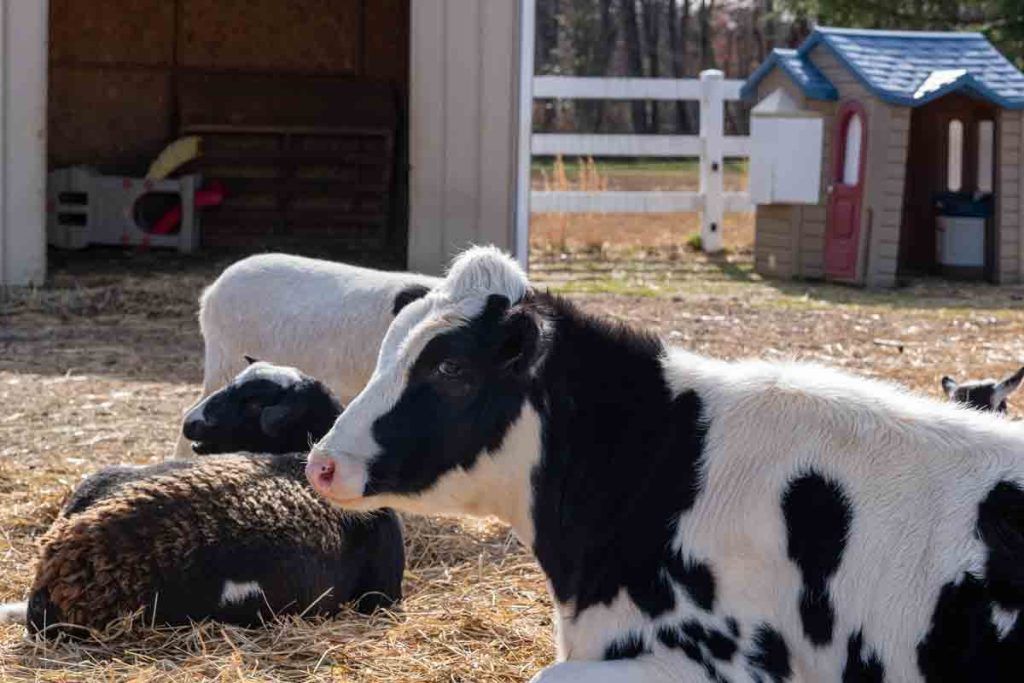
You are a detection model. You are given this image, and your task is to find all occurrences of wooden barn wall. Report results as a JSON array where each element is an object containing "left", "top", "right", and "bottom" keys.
[
  {"left": 997, "top": 109, "right": 1023, "bottom": 283},
  {"left": 48, "top": 0, "right": 408, "bottom": 172}
]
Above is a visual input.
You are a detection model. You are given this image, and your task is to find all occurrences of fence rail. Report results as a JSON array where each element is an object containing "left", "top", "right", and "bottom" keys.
[
  {"left": 531, "top": 133, "right": 750, "bottom": 158},
  {"left": 529, "top": 70, "right": 752, "bottom": 253}
]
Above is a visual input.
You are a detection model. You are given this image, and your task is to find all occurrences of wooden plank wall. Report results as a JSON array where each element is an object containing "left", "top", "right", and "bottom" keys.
[
  {"left": 997, "top": 109, "right": 1023, "bottom": 283},
  {"left": 407, "top": 0, "right": 520, "bottom": 274},
  {"left": 48, "top": 0, "right": 408, "bottom": 172},
  {"left": 754, "top": 204, "right": 797, "bottom": 277},
  {"left": 999, "top": 111, "right": 1024, "bottom": 282}
]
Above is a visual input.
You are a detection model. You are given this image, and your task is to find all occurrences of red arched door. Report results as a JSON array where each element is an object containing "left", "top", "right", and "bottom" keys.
[{"left": 825, "top": 101, "right": 868, "bottom": 280}]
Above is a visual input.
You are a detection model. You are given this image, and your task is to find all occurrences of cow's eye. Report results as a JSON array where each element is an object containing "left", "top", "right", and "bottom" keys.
[{"left": 437, "top": 359, "right": 465, "bottom": 379}]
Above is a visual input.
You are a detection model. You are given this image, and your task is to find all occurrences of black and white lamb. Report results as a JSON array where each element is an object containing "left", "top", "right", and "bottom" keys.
[
  {"left": 173, "top": 253, "right": 439, "bottom": 457},
  {"left": 1, "top": 362, "right": 404, "bottom": 636}
]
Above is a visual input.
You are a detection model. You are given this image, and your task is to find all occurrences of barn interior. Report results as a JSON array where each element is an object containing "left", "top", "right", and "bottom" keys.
[
  {"left": 47, "top": 0, "right": 410, "bottom": 268},
  {"left": 899, "top": 93, "right": 998, "bottom": 281}
]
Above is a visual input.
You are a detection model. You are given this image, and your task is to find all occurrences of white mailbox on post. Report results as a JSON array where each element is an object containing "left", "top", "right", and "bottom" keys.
[{"left": 749, "top": 88, "right": 823, "bottom": 205}]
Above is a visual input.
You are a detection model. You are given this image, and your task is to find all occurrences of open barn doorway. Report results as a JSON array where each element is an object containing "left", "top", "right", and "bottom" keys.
[
  {"left": 899, "top": 93, "right": 998, "bottom": 281},
  {"left": 47, "top": 0, "right": 410, "bottom": 268}
]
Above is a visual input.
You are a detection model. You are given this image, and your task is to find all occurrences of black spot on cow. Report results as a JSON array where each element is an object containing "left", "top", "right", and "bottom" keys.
[
  {"left": 679, "top": 620, "right": 738, "bottom": 662},
  {"left": 666, "top": 555, "right": 716, "bottom": 612},
  {"left": 782, "top": 472, "right": 852, "bottom": 647},
  {"left": 747, "top": 624, "right": 791, "bottom": 683},
  {"left": 658, "top": 622, "right": 732, "bottom": 682},
  {"left": 726, "top": 617, "right": 741, "bottom": 639},
  {"left": 843, "top": 631, "right": 884, "bottom": 683},
  {"left": 977, "top": 480, "right": 1024, "bottom": 610},
  {"left": 917, "top": 574, "right": 1003, "bottom": 682},
  {"left": 525, "top": 294, "right": 710, "bottom": 619},
  {"left": 918, "top": 481, "right": 1024, "bottom": 681},
  {"left": 706, "top": 627, "right": 739, "bottom": 662},
  {"left": 391, "top": 284, "right": 431, "bottom": 315},
  {"left": 604, "top": 632, "right": 648, "bottom": 660}
]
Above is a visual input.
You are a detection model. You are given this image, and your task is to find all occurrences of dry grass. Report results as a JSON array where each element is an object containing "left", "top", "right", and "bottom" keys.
[
  {"left": 2, "top": 243, "right": 1024, "bottom": 681},
  {"left": 530, "top": 156, "right": 752, "bottom": 257}
]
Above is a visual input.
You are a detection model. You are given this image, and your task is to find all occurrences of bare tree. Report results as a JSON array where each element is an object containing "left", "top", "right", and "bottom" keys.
[
  {"left": 621, "top": 0, "right": 650, "bottom": 133},
  {"left": 641, "top": 0, "right": 662, "bottom": 130},
  {"left": 667, "top": 0, "right": 694, "bottom": 132}
]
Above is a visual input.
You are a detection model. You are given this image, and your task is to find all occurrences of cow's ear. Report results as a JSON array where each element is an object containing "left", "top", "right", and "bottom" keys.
[
  {"left": 941, "top": 376, "right": 958, "bottom": 398},
  {"left": 244, "top": 355, "right": 259, "bottom": 365},
  {"left": 496, "top": 304, "right": 542, "bottom": 377},
  {"left": 995, "top": 366, "right": 1024, "bottom": 401}
]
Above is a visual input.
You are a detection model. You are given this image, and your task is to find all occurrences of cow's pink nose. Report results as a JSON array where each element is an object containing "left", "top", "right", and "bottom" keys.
[
  {"left": 314, "top": 458, "right": 335, "bottom": 486},
  {"left": 306, "top": 450, "right": 368, "bottom": 504}
]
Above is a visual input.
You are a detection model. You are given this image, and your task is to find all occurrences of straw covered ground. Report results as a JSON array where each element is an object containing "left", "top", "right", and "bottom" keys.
[{"left": 2, "top": 236, "right": 1024, "bottom": 681}]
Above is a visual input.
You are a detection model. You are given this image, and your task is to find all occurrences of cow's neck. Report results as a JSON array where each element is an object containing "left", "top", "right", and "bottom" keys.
[{"left": 525, "top": 295, "right": 706, "bottom": 613}]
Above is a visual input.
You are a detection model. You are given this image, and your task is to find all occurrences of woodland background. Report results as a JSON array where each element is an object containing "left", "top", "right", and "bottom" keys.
[{"left": 534, "top": 0, "right": 1024, "bottom": 135}]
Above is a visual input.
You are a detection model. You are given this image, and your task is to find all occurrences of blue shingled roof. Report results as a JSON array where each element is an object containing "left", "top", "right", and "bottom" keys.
[
  {"left": 740, "top": 48, "right": 838, "bottom": 101},
  {"left": 743, "top": 27, "right": 1024, "bottom": 109}
]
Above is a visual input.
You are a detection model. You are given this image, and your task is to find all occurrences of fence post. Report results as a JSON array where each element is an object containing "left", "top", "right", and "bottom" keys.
[{"left": 699, "top": 69, "right": 724, "bottom": 253}]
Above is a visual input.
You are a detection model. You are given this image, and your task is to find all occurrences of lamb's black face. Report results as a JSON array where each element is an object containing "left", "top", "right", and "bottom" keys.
[
  {"left": 366, "top": 295, "right": 539, "bottom": 496},
  {"left": 184, "top": 362, "right": 341, "bottom": 455}
]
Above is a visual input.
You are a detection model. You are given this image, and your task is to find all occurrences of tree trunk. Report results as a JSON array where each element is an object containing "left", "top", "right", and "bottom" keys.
[
  {"left": 763, "top": 0, "right": 776, "bottom": 55},
  {"left": 668, "top": 0, "right": 693, "bottom": 132},
  {"left": 698, "top": 0, "right": 716, "bottom": 69},
  {"left": 642, "top": 0, "right": 661, "bottom": 131},
  {"left": 592, "top": 0, "right": 617, "bottom": 130},
  {"left": 621, "top": 0, "right": 649, "bottom": 133}
]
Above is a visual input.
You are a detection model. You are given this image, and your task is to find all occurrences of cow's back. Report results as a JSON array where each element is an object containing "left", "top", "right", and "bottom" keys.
[{"left": 665, "top": 350, "right": 1024, "bottom": 681}]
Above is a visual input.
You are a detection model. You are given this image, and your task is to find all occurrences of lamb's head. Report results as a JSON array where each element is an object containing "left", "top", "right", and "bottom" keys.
[
  {"left": 306, "top": 246, "right": 546, "bottom": 524},
  {"left": 183, "top": 359, "right": 342, "bottom": 454},
  {"left": 941, "top": 366, "right": 1024, "bottom": 414}
]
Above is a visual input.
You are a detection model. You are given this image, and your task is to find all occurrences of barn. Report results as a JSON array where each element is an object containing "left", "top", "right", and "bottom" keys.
[
  {"left": 743, "top": 27, "right": 1024, "bottom": 287},
  {"left": 0, "top": 0, "right": 534, "bottom": 286}
]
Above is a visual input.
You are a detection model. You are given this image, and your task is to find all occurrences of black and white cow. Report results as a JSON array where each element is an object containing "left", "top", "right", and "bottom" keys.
[
  {"left": 942, "top": 366, "right": 1024, "bottom": 414},
  {"left": 306, "top": 246, "right": 1024, "bottom": 682}
]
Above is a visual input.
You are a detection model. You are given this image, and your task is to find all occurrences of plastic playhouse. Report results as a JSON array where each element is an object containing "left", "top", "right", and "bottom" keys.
[{"left": 743, "top": 27, "right": 1024, "bottom": 286}]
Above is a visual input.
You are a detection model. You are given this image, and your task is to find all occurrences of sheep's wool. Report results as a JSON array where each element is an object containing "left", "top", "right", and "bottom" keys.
[{"left": 32, "top": 455, "right": 348, "bottom": 628}]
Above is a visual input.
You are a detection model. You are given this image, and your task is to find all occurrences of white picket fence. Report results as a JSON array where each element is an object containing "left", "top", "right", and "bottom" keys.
[{"left": 530, "top": 70, "right": 752, "bottom": 253}]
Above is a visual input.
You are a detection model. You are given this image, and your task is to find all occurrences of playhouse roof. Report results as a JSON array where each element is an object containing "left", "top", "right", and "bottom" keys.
[{"left": 742, "top": 27, "right": 1024, "bottom": 109}]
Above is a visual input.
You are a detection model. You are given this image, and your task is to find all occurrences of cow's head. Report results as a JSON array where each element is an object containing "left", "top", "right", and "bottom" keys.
[
  {"left": 941, "top": 366, "right": 1024, "bottom": 414},
  {"left": 307, "top": 247, "right": 546, "bottom": 524}
]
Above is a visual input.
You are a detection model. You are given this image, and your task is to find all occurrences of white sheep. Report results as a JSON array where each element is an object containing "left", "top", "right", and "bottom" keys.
[{"left": 174, "top": 253, "right": 438, "bottom": 458}]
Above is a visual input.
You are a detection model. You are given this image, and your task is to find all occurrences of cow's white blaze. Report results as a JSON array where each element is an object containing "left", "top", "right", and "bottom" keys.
[{"left": 310, "top": 245, "right": 535, "bottom": 514}]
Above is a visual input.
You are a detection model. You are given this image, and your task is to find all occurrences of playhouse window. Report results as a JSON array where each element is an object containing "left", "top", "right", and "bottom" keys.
[
  {"left": 947, "top": 119, "right": 964, "bottom": 191},
  {"left": 842, "top": 113, "right": 863, "bottom": 185},
  {"left": 977, "top": 120, "right": 994, "bottom": 193}
]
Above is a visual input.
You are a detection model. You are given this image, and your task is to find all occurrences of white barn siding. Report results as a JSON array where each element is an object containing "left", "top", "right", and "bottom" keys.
[
  {"left": 408, "top": 0, "right": 525, "bottom": 275},
  {"left": 0, "top": 0, "right": 47, "bottom": 286}
]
